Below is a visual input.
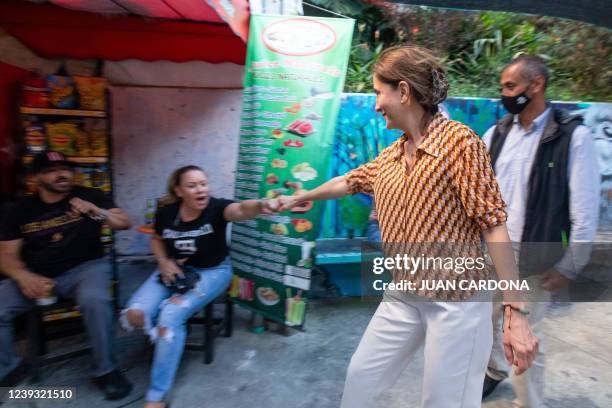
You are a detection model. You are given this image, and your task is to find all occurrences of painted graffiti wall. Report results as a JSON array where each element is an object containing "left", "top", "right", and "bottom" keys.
[{"left": 320, "top": 94, "right": 612, "bottom": 238}]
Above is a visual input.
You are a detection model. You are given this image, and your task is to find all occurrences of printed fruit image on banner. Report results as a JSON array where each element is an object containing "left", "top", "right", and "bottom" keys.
[{"left": 231, "top": 14, "right": 354, "bottom": 327}]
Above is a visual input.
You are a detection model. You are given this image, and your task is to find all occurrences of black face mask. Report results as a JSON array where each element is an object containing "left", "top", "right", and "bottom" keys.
[{"left": 501, "top": 91, "right": 531, "bottom": 114}]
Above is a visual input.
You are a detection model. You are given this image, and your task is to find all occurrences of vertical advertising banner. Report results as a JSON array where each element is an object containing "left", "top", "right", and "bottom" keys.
[{"left": 230, "top": 14, "right": 354, "bottom": 326}]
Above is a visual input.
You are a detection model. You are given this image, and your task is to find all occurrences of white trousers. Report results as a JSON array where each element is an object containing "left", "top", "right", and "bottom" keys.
[{"left": 341, "top": 290, "right": 493, "bottom": 408}]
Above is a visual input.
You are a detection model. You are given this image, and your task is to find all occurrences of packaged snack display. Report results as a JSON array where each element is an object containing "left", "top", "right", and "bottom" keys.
[
  {"left": 74, "top": 125, "right": 91, "bottom": 157},
  {"left": 22, "top": 77, "right": 50, "bottom": 108},
  {"left": 72, "top": 167, "right": 85, "bottom": 186},
  {"left": 45, "top": 122, "right": 78, "bottom": 155},
  {"left": 73, "top": 76, "right": 107, "bottom": 111},
  {"left": 24, "top": 118, "right": 46, "bottom": 154},
  {"left": 92, "top": 165, "right": 111, "bottom": 192},
  {"left": 85, "top": 119, "right": 108, "bottom": 156},
  {"left": 47, "top": 75, "right": 78, "bottom": 109},
  {"left": 25, "top": 174, "right": 38, "bottom": 195},
  {"left": 73, "top": 167, "right": 93, "bottom": 188}
]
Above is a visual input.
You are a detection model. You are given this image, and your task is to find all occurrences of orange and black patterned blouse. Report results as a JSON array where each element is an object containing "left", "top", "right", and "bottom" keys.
[{"left": 345, "top": 113, "right": 507, "bottom": 300}]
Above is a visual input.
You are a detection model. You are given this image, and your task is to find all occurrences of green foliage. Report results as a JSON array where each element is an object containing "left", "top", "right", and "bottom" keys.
[
  {"left": 311, "top": 1, "right": 611, "bottom": 101},
  {"left": 444, "top": 25, "right": 549, "bottom": 98},
  {"left": 345, "top": 43, "right": 383, "bottom": 93},
  {"left": 442, "top": 11, "right": 610, "bottom": 101}
]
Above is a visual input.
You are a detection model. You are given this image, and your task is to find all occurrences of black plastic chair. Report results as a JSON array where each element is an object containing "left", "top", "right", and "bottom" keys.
[
  {"left": 185, "top": 294, "right": 234, "bottom": 364},
  {"left": 25, "top": 277, "right": 119, "bottom": 383},
  {"left": 26, "top": 300, "right": 91, "bottom": 382}
]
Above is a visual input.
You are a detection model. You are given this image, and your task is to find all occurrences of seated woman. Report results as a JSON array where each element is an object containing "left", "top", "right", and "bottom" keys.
[{"left": 122, "top": 165, "right": 277, "bottom": 408}]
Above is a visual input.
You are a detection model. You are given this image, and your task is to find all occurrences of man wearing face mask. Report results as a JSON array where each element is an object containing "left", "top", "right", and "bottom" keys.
[
  {"left": 0, "top": 150, "right": 133, "bottom": 400},
  {"left": 481, "top": 56, "right": 600, "bottom": 406}
]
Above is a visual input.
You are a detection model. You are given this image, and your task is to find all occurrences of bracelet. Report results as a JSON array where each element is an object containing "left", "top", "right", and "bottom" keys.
[
  {"left": 89, "top": 209, "right": 108, "bottom": 222},
  {"left": 502, "top": 304, "right": 529, "bottom": 333},
  {"left": 257, "top": 198, "right": 268, "bottom": 210},
  {"left": 502, "top": 303, "right": 530, "bottom": 316}
]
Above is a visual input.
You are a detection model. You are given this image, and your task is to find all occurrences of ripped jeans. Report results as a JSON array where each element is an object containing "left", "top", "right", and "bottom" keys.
[{"left": 121, "top": 258, "right": 232, "bottom": 402}]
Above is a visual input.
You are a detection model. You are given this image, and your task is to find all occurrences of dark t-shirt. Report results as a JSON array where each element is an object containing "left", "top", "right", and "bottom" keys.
[
  {"left": 0, "top": 186, "right": 116, "bottom": 278},
  {"left": 154, "top": 198, "right": 234, "bottom": 268}
]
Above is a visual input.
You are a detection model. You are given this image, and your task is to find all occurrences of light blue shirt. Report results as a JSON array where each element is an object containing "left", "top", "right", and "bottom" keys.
[{"left": 483, "top": 108, "right": 600, "bottom": 278}]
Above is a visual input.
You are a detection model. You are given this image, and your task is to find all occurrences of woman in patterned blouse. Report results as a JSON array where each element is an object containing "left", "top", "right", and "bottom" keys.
[{"left": 279, "top": 45, "right": 537, "bottom": 407}]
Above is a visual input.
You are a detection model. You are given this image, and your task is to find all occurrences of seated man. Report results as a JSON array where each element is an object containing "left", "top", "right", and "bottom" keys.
[{"left": 0, "top": 151, "right": 132, "bottom": 400}]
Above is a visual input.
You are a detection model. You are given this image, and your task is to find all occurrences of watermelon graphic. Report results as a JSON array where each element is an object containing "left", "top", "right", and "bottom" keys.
[{"left": 286, "top": 119, "right": 315, "bottom": 137}]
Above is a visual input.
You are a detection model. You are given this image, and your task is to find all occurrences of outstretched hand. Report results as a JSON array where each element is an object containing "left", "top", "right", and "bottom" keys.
[
  {"left": 261, "top": 198, "right": 281, "bottom": 214},
  {"left": 277, "top": 195, "right": 301, "bottom": 212}
]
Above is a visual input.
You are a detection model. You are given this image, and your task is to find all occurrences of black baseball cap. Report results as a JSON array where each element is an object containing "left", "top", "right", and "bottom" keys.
[{"left": 31, "top": 150, "right": 74, "bottom": 173}]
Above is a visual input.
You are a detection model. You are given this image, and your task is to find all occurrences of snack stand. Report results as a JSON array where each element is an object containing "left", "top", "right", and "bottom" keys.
[
  {"left": 20, "top": 73, "right": 114, "bottom": 243},
  {"left": 0, "top": 0, "right": 249, "bottom": 321}
]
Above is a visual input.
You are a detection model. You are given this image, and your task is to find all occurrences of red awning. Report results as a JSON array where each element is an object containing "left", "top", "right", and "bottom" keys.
[
  {"left": 0, "top": 1, "right": 247, "bottom": 64},
  {"left": 43, "top": 0, "right": 226, "bottom": 22},
  {"left": 0, "top": 62, "right": 31, "bottom": 196}
]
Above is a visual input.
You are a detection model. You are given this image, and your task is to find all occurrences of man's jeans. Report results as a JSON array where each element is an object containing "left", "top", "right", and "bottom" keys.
[
  {"left": 0, "top": 258, "right": 117, "bottom": 379},
  {"left": 121, "top": 258, "right": 232, "bottom": 402}
]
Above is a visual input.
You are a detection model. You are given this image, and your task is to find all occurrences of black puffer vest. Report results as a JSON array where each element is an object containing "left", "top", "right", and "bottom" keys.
[{"left": 488, "top": 108, "right": 583, "bottom": 275}]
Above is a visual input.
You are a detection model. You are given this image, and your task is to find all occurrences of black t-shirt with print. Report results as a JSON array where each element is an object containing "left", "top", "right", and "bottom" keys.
[
  {"left": 154, "top": 198, "right": 234, "bottom": 268},
  {"left": 0, "top": 186, "right": 116, "bottom": 278}
]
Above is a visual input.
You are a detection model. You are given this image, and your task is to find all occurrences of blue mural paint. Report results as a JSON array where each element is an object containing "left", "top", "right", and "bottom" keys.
[
  {"left": 320, "top": 94, "right": 400, "bottom": 238},
  {"left": 320, "top": 95, "right": 612, "bottom": 238},
  {"left": 443, "top": 97, "right": 500, "bottom": 136}
]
